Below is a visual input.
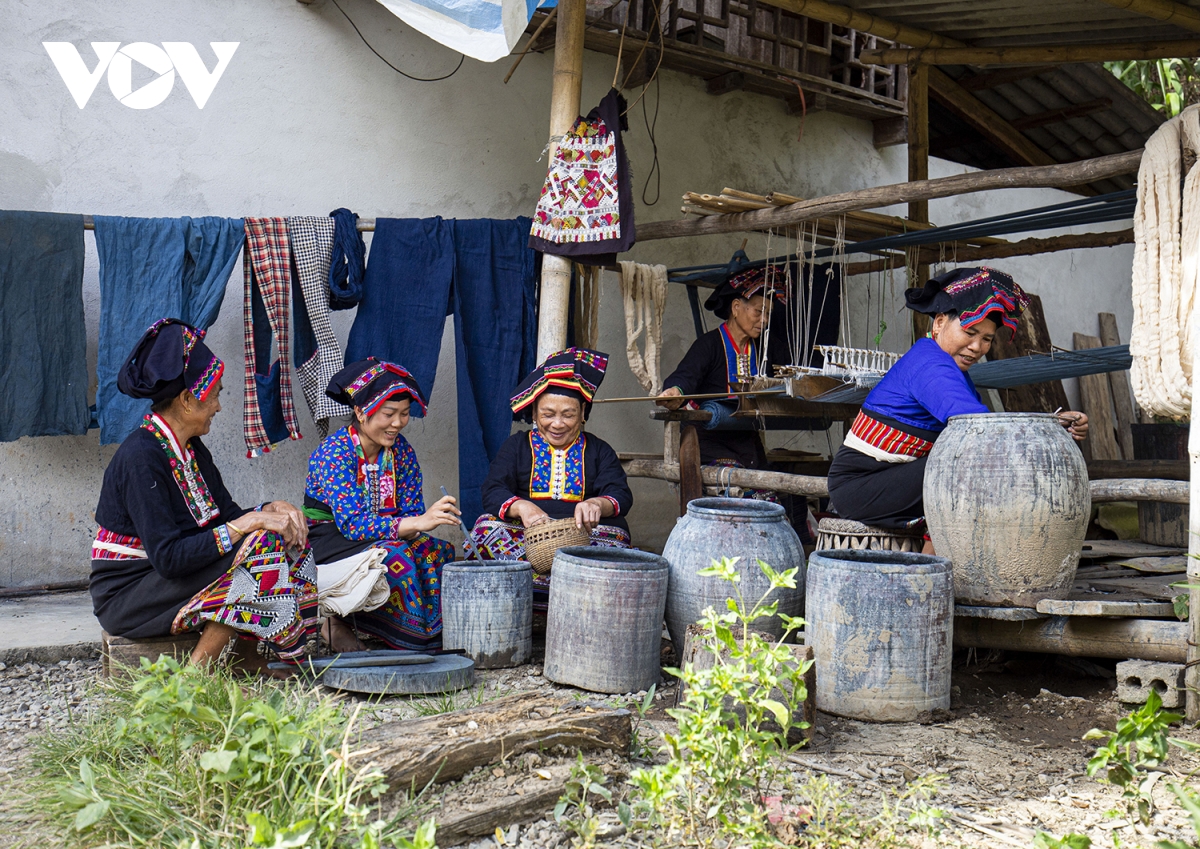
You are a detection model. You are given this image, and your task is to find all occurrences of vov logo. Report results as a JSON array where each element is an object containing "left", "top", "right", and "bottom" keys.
[{"left": 43, "top": 42, "right": 239, "bottom": 110}]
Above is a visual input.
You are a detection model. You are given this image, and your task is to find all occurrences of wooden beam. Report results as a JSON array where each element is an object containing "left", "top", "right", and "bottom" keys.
[
  {"left": 872, "top": 116, "right": 908, "bottom": 148},
  {"left": 1075, "top": 332, "right": 1122, "bottom": 461},
  {"left": 536, "top": 0, "right": 586, "bottom": 362},
  {"left": 954, "top": 615, "right": 1187, "bottom": 663},
  {"left": 636, "top": 151, "right": 1143, "bottom": 241},
  {"left": 1009, "top": 98, "right": 1113, "bottom": 131},
  {"left": 1090, "top": 478, "right": 1189, "bottom": 503},
  {"left": 908, "top": 63, "right": 931, "bottom": 335},
  {"left": 622, "top": 458, "right": 830, "bottom": 497},
  {"left": 1087, "top": 459, "right": 1189, "bottom": 480},
  {"left": 928, "top": 68, "right": 1059, "bottom": 168},
  {"left": 757, "top": 0, "right": 963, "bottom": 49},
  {"left": 1092, "top": 0, "right": 1200, "bottom": 34},
  {"left": 845, "top": 230, "right": 1134, "bottom": 276},
  {"left": 860, "top": 40, "right": 1200, "bottom": 66},
  {"left": 1098, "top": 312, "right": 1137, "bottom": 460}
]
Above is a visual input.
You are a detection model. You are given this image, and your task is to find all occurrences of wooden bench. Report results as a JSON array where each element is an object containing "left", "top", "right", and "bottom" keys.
[{"left": 100, "top": 630, "right": 200, "bottom": 677}]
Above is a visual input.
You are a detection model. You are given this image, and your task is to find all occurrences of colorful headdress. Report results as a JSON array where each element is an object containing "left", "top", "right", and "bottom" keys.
[
  {"left": 510, "top": 348, "right": 609, "bottom": 422},
  {"left": 117, "top": 318, "right": 224, "bottom": 403},
  {"left": 704, "top": 263, "right": 789, "bottom": 320},
  {"left": 905, "top": 266, "right": 1030, "bottom": 339},
  {"left": 325, "top": 358, "right": 427, "bottom": 417}
]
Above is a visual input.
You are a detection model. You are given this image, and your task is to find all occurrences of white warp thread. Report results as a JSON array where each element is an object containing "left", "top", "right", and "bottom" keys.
[
  {"left": 573, "top": 264, "right": 601, "bottom": 350},
  {"left": 1131, "top": 105, "right": 1200, "bottom": 419},
  {"left": 618, "top": 261, "right": 669, "bottom": 394}
]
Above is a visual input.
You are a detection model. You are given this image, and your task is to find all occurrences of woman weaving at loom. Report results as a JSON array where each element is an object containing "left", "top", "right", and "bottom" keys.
[
  {"left": 466, "top": 348, "right": 634, "bottom": 616},
  {"left": 827, "top": 267, "right": 1089, "bottom": 551},
  {"left": 90, "top": 320, "right": 317, "bottom": 674},
  {"left": 305, "top": 359, "right": 461, "bottom": 653},
  {"left": 656, "top": 265, "right": 786, "bottom": 471}
]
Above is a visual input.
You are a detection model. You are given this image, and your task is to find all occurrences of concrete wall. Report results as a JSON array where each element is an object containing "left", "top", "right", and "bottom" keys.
[{"left": 0, "top": 0, "right": 1136, "bottom": 585}]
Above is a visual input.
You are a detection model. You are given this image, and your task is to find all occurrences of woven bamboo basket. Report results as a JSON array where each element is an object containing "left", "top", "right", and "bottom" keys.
[{"left": 524, "top": 517, "right": 589, "bottom": 575}]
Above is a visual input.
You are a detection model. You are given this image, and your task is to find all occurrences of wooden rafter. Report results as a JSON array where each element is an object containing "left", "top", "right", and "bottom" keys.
[
  {"left": 1092, "top": 0, "right": 1200, "bottom": 33},
  {"left": 757, "top": 0, "right": 963, "bottom": 48},
  {"left": 861, "top": 40, "right": 1200, "bottom": 66},
  {"left": 1009, "top": 98, "right": 1114, "bottom": 130}
]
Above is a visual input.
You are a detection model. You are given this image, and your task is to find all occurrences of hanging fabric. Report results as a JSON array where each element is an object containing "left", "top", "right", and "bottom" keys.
[
  {"left": 1130, "top": 104, "right": 1200, "bottom": 419},
  {"left": 243, "top": 217, "right": 302, "bottom": 457},
  {"left": 372, "top": 0, "right": 553, "bottom": 63},
  {"left": 0, "top": 211, "right": 88, "bottom": 441},
  {"left": 573, "top": 263, "right": 602, "bottom": 349},
  {"left": 617, "top": 261, "right": 668, "bottom": 394},
  {"left": 529, "top": 88, "right": 636, "bottom": 266},
  {"left": 287, "top": 216, "right": 350, "bottom": 435},
  {"left": 327, "top": 207, "right": 366, "bottom": 311},
  {"left": 94, "top": 216, "right": 244, "bottom": 444}
]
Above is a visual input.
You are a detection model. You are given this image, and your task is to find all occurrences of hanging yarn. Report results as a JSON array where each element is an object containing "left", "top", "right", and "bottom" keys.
[
  {"left": 618, "top": 261, "right": 668, "bottom": 394},
  {"left": 1130, "top": 105, "right": 1200, "bottom": 420},
  {"left": 573, "top": 263, "right": 602, "bottom": 349}
]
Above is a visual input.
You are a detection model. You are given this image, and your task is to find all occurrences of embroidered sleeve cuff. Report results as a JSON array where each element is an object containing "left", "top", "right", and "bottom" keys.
[
  {"left": 214, "top": 524, "right": 235, "bottom": 555},
  {"left": 600, "top": 495, "right": 621, "bottom": 517},
  {"left": 498, "top": 496, "right": 521, "bottom": 521}
]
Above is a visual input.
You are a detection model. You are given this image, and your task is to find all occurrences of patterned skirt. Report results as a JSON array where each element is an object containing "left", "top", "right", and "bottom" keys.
[
  {"left": 347, "top": 534, "right": 454, "bottom": 651},
  {"left": 464, "top": 515, "right": 632, "bottom": 614},
  {"left": 171, "top": 530, "right": 319, "bottom": 662}
]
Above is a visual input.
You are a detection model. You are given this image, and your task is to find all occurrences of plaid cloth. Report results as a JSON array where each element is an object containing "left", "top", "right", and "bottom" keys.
[
  {"left": 243, "top": 218, "right": 302, "bottom": 457},
  {"left": 287, "top": 217, "right": 349, "bottom": 435}
]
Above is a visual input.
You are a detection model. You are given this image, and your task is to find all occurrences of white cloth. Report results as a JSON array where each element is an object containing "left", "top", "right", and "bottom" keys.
[
  {"left": 373, "top": 0, "right": 552, "bottom": 63},
  {"left": 1130, "top": 105, "right": 1200, "bottom": 419},
  {"left": 317, "top": 547, "right": 390, "bottom": 618},
  {"left": 618, "top": 261, "right": 668, "bottom": 395}
]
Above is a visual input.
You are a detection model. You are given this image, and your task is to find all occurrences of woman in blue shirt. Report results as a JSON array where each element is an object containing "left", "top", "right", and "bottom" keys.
[{"left": 827, "top": 267, "right": 1089, "bottom": 549}]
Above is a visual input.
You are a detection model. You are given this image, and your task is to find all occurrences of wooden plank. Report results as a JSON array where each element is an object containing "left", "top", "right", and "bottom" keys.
[
  {"left": 986, "top": 294, "right": 1071, "bottom": 414},
  {"left": 954, "top": 615, "right": 1187, "bottom": 662},
  {"left": 621, "top": 459, "right": 830, "bottom": 497},
  {"left": 437, "top": 766, "right": 571, "bottom": 847},
  {"left": 1080, "top": 574, "right": 1189, "bottom": 600},
  {"left": 1035, "top": 598, "right": 1175, "bottom": 617},
  {"left": 358, "top": 694, "right": 631, "bottom": 791},
  {"left": 635, "top": 151, "right": 1143, "bottom": 242},
  {"left": 859, "top": 40, "right": 1200, "bottom": 66},
  {"left": 1081, "top": 539, "right": 1188, "bottom": 558},
  {"left": 1112, "top": 555, "right": 1189, "bottom": 573},
  {"left": 873, "top": 116, "right": 907, "bottom": 148},
  {"left": 928, "top": 68, "right": 1059, "bottom": 169},
  {"left": 1075, "top": 332, "right": 1121, "bottom": 461},
  {"left": 954, "top": 605, "right": 1047, "bottom": 620},
  {"left": 679, "top": 425, "right": 704, "bottom": 515},
  {"left": 1098, "top": 313, "right": 1136, "bottom": 460},
  {"left": 908, "top": 64, "right": 930, "bottom": 229},
  {"left": 1087, "top": 459, "right": 1189, "bottom": 480}
]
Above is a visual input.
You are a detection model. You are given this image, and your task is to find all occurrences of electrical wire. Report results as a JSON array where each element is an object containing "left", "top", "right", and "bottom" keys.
[
  {"left": 330, "top": 0, "right": 465, "bottom": 82},
  {"left": 641, "top": 72, "right": 662, "bottom": 205}
]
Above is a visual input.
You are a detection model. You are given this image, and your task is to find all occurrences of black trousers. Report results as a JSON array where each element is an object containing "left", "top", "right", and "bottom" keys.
[{"left": 826, "top": 447, "right": 927, "bottom": 530}]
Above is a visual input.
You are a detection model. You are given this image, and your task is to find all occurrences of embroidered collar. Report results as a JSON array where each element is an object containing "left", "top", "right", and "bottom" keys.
[
  {"left": 142, "top": 413, "right": 220, "bottom": 526},
  {"left": 349, "top": 425, "right": 398, "bottom": 515},
  {"left": 529, "top": 429, "right": 586, "bottom": 503},
  {"left": 719, "top": 323, "right": 758, "bottom": 392}
]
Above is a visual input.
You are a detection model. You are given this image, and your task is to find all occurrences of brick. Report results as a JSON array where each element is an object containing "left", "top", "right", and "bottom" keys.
[{"left": 1116, "top": 659, "right": 1185, "bottom": 709}]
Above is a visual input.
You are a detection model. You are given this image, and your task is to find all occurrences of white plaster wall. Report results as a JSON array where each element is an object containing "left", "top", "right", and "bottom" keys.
[{"left": 0, "top": 0, "right": 1136, "bottom": 585}]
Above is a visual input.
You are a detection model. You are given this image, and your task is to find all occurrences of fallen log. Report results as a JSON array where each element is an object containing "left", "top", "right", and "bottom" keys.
[
  {"left": 954, "top": 615, "right": 1186, "bottom": 663},
  {"left": 621, "top": 458, "right": 829, "bottom": 497},
  {"left": 436, "top": 764, "right": 572, "bottom": 847},
  {"left": 358, "top": 694, "right": 631, "bottom": 791},
  {"left": 1090, "top": 478, "right": 1189, "bottom": 503}
]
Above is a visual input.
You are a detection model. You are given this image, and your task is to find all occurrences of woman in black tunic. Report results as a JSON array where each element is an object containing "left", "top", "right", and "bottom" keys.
[
  {"left": 465, "top": 348, "right": 634, "bottom": 615},
  {"left": 90, "top": 320, "right": 316, "bottom": 673}
]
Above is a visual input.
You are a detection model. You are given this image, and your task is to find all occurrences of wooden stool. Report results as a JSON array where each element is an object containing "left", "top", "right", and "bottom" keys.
[
  {"left": 101, "top": 630, "right": 200, "bottom": 677},
  {"left": 816, "top": 518, "right": 923, "bottom": 553}
]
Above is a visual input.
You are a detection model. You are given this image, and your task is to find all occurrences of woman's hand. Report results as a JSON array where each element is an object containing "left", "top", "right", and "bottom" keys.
[
  {"left": 1059, "top": 411, "right": 1090, "bottom": 442},
  {"left": 230, "top": 503, "right": 308, "bottom": 549},
  {"left": 573, "top": 497, "right": 613, "bottom": 532},
  {"left": 655, "top": 386, "right": 685, "bottom": 411},
  {"left": 416, "top": 495, "right": 461, "bottom": 532},
  {"left": 509, "top": 500, "right": 551, "bottom": 529}
]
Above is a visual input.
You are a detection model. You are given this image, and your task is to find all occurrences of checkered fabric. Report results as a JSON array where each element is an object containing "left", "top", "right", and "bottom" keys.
[
  {"left": 243, "top": 218, "right": 302, "bottom": 457},
  {"left": 287, "top": 216, "right": 349, "bottom": 435}
]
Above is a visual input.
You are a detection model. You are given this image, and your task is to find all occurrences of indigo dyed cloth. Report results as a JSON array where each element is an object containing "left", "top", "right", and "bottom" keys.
[
  {"left": 95, "top": 216, "right": 244, "bottom": 444},
  {"left": 344, "top": 217, "right": 538, "bottom": 524},
  {"left": 0, "top": 211, "right": 88, "bottom": 441},
  {"left": 328, "top": 208, "right": 366, "bottom": 311}
]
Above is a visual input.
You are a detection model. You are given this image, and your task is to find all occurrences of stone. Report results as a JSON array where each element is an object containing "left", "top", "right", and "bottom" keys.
[{"left": 1116, "top": 659, "right": 1186, "bottom": 708}]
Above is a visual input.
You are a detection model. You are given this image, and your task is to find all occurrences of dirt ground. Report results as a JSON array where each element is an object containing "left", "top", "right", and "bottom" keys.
[{"left": 2, "top": 648, "right": 1198, "bottom": 848}]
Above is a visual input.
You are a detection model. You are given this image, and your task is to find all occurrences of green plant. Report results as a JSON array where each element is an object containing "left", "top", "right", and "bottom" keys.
[
  {"left": 623, "top": 557, "right": 812, "bottom": 847},
  {"left": 1085, "top": 689, "right": 1198, "bottom": 825},
  {"left": 28, "top": 656, "right": 436, "bottom": 848},
  {"left": 629, "top": 684, "right": 657, "bottom": 761},
  {"left": 554, "top": 754, "right": 613, "bottom": 849},
  {"left": 1034, "top": 831, "right": 1093, "bottom": 849},
  {"left": 1158, "top": 782, "right": 1200, "bottom": 849},
  {"left": 409, "top": 681, "right": 487, "bottom": 717},
  {"left": 1107, "top": 59, "right": 1200, "bottom": 116}
]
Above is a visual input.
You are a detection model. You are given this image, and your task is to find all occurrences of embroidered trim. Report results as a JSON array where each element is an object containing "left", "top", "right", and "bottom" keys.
[
  {"left": 498, "top": 496, "right": 521, "bottom": 521},
  {"left": 349, "top": 426, "right": 398, "bottom": 515},
  {"left": 600, "top": 495, "right": 620, "bottom": 516},
  {"left": 529, "top": 430, "right": 586, "bottom": 503},
  {"left": 142, "top": 414, "right": 221, "bottom": 525},
  {"left": 845, "top": 411, "right": 933, "bottom": 464},
  {"left": 344, "top": 363, "right": 427, "bottom": 415},
  {"left": 191, "top": 358, "right": 224, "bottom": 402},
  {"left": 720, "top": 324, "right": 758, "bottom": 393},
  {"left": 91, "top": 527, "right": 147, "bottom": 561},
  {"left": 214, "top": 523, "right": 235, "bottom": 555}
]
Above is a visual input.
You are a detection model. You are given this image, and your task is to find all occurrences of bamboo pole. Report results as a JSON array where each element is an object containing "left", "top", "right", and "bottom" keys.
[
  {"left": 955, "top": 616, "right": 1187, "bottom": 663},
  {"left": 860, "top": 40, "right": 1200, "bottom": 66},
  {"left": 635, "top": 150, "right": 1143, "bottom": 241},
  {"left": 1093, "top": 0, "right": 1200, "bottom": 33},
  {"left": 1089, "top": 478, "right": 1189, "bottom": 503},
  {"left": 621, "top": 458, "right": 830, "bottom": 497},
  {"left": 756, "top": 0, "right": 963, "bottom": 49},
  {"left": 1188, "top": 313, "right": 1200, "bottom": 720},
  {"left": 536, "top": 0, "right": 587, "bottom": 363}
]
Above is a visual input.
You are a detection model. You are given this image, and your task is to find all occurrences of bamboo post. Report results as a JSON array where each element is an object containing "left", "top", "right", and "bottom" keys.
[
  {"left": 907, "top": 63, "right": 932, "bottom": 338},
  {"left": 1188, "top": 318, "right": 1200, "bottom": 721},
  {"left": 536, "top": 0, "right": 587, "bottom": 363}
]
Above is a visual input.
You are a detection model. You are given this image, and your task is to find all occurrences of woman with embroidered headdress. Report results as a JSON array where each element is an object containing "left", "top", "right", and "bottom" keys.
[
  {"left": 304, "top": 359, "right": 460, "bottom": 653},
  {"left": 466, "top": 348, "right": 634, "bottom": 616},
  {"left": 827, "top": 267, "right": 1090, "bottom": 552},
  {"left": 90, "top": 319, "right": 317, "bottom": 674}
]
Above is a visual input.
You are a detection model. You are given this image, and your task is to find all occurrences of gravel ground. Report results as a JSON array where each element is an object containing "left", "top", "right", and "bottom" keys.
[{"left": 2, "top": 653, "right": 1198, "bottom": 848}]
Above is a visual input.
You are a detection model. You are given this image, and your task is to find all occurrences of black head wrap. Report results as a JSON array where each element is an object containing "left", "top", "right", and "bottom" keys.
[
  {"left": 117, "top": 319, "right": 224, "bottom": 403},
  {"left": 704, "top": 262, "right": 789, "bottom": 320},
  {"left": 510, "top": 348, "right": 609, "bottom": 423},
  {"left": 905, "top": 266, "right": 1030, "bottom": 339},
  {"left": 325, "top": 358, "right": 427, "bottom": 416}
]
